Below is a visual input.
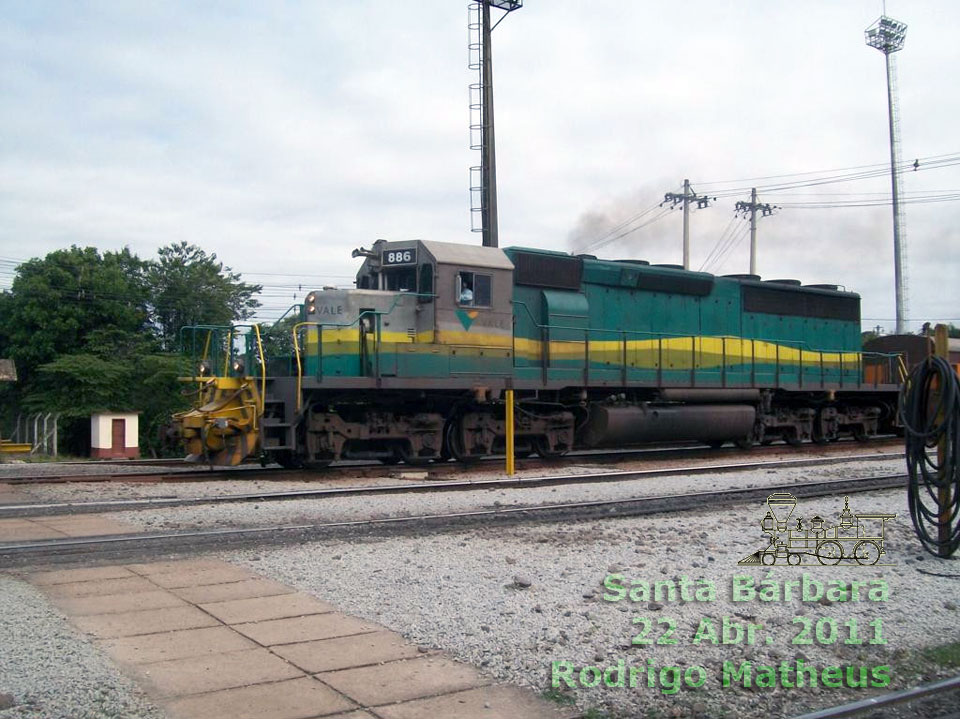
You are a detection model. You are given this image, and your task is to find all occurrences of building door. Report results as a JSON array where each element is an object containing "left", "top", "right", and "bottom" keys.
[{"left": 111, "top": 419, "right": 125, "bottom": 455}]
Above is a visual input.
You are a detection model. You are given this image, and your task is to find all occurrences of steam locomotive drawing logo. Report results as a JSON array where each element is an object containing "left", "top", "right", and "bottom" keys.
[{"left": 739, "top": 493, "right": 896, "bottom": 566}]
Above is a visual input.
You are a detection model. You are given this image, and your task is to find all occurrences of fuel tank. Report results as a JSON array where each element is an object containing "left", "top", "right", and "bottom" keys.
[{"left": 578, "top": 403, "right": 756, "bottom": 448}]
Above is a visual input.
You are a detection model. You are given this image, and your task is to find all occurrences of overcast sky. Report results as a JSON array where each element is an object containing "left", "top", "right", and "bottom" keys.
[{"left": 2, "top": 1, "right": 958, "bottom": 332}]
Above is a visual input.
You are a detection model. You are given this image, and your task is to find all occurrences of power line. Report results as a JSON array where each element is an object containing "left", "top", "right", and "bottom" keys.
[
  {"left": 695, "top": 151, "right": 960, "bottom": 194},
  {"left": 577, "top": 204, "right": 674, "bottom": 254}
]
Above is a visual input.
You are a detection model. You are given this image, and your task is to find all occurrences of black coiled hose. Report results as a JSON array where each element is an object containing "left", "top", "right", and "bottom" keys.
[{"left": 899, "top": 355, "right": 960, "bottom": 557}]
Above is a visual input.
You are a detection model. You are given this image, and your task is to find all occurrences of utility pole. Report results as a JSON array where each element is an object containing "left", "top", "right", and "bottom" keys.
[
  {"left": 866, "top": 14, "right": 909, "bottom": 334},
  {"left": 662, "top": 179, "right": 713, "bottom": 270},
  {"left": 468, "top": 1, "right": 521, "bottom": 248},
  {"left": 735, "top": 188, "right": 777, "bottom": 276}
]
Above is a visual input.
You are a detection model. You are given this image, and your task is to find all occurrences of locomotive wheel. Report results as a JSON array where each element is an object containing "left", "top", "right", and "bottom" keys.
[
  {"left": 812, "top": 410, "right": 830, "bottom": 445},
  {"left": 534, "top": 436, "right": 566, "bottom": 460},
  {"left": 397, "top": 441, "right": 433, "bottom": 466},
  {"left": 761, "top": 552, "right": 776, "bottom": 566},
  {"left": 854, "top": 540, "right": 881, "bottom": 565},
  {"left": 734, "top": 437, "right": 754, "bottom": 450},
  {"left": 515, "top": 443, "right": 536, "bottom": 459},
  {"left": 379, "top": 451, "right": 401, "bottom": 465},
  {"left": 444, "top": 420, "right": 479, "bottom": 464},
  {"left": 784, "top": 432, "right": 803, "bottom": 447},
  {"left": 816, "top": 540, "right": 844, "bottom": 566},
  {"left": 274, "top": 450, "right": 304, "bottom": 469},
  {"left": 853, "top": 427, "right": 869, "bottom": 443},
  {"left": 787, "top": 553, "right": 802, "bottom": 566}
]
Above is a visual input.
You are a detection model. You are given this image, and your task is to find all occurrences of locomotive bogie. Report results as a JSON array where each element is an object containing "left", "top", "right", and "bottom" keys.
[
  {"left": 448, "top": 408, "right": 576, "bottom": 460},
  {"left": 304, "top": 406, "right": 445, "bottom": 463}
]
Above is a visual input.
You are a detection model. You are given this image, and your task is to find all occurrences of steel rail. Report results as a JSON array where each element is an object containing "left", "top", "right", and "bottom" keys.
[
  {"left": 0, "top": 473, "right": 906, "bottom": 565},
  {"left": 791, "top": 673, "right": 960, "bottom": 719},
  {"left": 0, "top": 454, "right": 905, "bottom": 519},
  {"left": 0, "top": 438, "right": 901, "bottom": 485}
]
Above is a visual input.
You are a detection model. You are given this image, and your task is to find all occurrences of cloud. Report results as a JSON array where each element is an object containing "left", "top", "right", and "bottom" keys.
[{"left": 0, "top": 0, "right": 957, "bottom": 331}]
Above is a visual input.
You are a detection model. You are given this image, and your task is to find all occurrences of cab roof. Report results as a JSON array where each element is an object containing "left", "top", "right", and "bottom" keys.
[{"left": 417, "top": 240, "right": 514, "bottom": 270}]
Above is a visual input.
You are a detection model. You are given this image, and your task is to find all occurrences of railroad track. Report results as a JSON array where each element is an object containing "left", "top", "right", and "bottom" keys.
[
  {"left": 0, "top": 438, "right": 901, "bottom": 485},
  {"left": 792, "top": 673, "right": 960, "bottom": 719},
  {"left": 0, "top": 452, "right": 905, "bottom": 519},
  {"left": 0, "top": 471, "right": 907, "bottom": 567}
]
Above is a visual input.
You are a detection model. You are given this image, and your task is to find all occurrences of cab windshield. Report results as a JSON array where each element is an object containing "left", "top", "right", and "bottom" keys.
[{"left": 383, "top": 267, "right": 417, "bottom": 292}]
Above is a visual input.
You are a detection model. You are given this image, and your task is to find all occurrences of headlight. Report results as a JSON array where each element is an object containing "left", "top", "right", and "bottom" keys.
[
  {"left": 306, "top": 293, "right": 316, "bottom": 303},
  {"left": 198, "top": 360, "right": 211, "bottom": 376},
  {"left": 307, "top": 305, "right": 316, "bottom": 314},
  {"left": 231, "top": 359, "right": 245, "bottom": 374}
]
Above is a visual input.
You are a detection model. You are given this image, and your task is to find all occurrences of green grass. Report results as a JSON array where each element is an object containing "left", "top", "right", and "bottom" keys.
[
  {"left": 541, "top": 688, "right": 576, "bottom": 706},
  {"left": 923, "top": 641, "right": 960, "bottom": 668},
  {"left": 583, "top": 709, "right": 613, "bottom": 719}
]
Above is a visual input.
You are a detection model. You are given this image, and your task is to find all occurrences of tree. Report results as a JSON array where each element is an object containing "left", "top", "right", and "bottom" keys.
[
  {"left": 0, "top": 246, "right": 151, "bottom": 384},
  {"left": 26, "top": 354, "right": 133, "bottom": 418},
  {"left": 917, "top": 322, "right": 960, "bottom": 338},
  {"left": 259, "top": 314, "right": 300, "bottom": 372},
  {"left": 147, "top": 242, "right": 262, "bottom": 351},
  {"left": 0, "top": 243, "right": 261, "bottom": 455},
  {"left": 131, "top": 354, "right": 191, "bottom": 457},
  {"left": 24, "top": 353, "right": 135, "bottom": 454}
]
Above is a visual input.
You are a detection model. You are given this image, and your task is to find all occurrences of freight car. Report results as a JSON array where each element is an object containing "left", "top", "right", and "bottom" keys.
[{"left": 173, "top": 240, "right": 904, "bottom": 466}]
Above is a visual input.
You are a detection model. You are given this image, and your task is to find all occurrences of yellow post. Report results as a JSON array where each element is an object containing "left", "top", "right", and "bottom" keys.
[
  {"left": 505, "top": 389, "right": 515, "bottom": 476},
  {"left": 934, "top": 324, "right": 952, "bottom": 556}
]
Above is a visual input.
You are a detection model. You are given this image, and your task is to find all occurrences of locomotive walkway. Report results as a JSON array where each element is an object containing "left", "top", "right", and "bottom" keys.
[{"left": 26, "top": 558, "right": 574, "bottom": 719}]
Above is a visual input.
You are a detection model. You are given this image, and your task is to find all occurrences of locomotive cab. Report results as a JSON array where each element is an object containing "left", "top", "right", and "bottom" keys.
[
  {"left": 287, "top": 239, "right": 517, "bottom": 464},
  {"left": 321, "top": 239, "right": 515, "bottom": 378}
]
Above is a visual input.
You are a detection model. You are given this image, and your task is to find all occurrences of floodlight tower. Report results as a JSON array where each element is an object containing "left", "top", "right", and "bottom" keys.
[
  {"left": 468, "top": 0, "right": 521, "bottom": 248},
  {"left": 865, "top": 14, "right": 908, "bottom": 334}
]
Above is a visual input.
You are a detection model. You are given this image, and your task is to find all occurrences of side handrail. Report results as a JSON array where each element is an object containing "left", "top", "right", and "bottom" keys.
[
  {"left": 896, "top": 352, "right": 909, "bottom": 383},
  {"left": 290, "top": 292, "right": 436, "bottom": 410},
  {"left": 252, "top": 324, "right": 266, "bottom": 418},
  {"left": 512, "top": 300, "right": 861, "bottom": 356},
  {"left": 177, "top": 324, "right": 270, "bottom": 417},
  {"left": 511, "top": 300, "right": 900, "bottom": 387}
]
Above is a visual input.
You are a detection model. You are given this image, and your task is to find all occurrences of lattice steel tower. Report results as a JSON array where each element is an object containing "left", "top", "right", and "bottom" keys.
[
  {"left": 865, "top": 14, "right": 909, "bottom": 334},
  {"left": 468, "top": 1, "right": 521, "bottom": 248}
]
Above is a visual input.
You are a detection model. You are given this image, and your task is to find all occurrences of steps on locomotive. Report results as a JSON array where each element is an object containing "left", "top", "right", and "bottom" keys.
[
  {"left": 261, "top": 418, "right": 293, "bottom": 450},
  {"left": 261, "top": 384, "right": 296, "bottom": 450}
]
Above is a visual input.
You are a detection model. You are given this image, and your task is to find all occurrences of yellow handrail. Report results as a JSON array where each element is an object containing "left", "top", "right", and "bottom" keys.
[
  {"left": 290, "top": 320, "right": 332, "bottom": 411},
  {"left": 196, "top": 331, "right": 214, "bottom": 404},
  {"left": 222, "top": 330, "right": 232, "bottom": 377},
  {"left": 201, "top": 330, "right": 212, "bottom": 364},
  {"left": 896, "top": 353, "right": 909, "bottom": 383},
  {"left": 253, "top": 324, "right": 266, "bottom": 417},
  {"left": 292, "top": 321, "right": 312, "bottom": 412}
]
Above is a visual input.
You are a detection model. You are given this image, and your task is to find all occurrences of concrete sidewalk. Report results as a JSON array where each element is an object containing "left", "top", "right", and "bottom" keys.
[
  {"left": 0, "top": 513, "right": 133, "bottom": 541},
  {"left": 29, "top": 559, "right": 577, "bottom": 719}
]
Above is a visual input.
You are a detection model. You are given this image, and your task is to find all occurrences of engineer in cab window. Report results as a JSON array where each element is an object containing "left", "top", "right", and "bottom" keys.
[{"left": 459, "top": 274, "right": 474, "bottom": 305}]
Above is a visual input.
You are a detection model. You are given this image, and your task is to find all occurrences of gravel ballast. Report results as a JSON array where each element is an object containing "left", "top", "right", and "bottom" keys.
[
  {"left": 107, "top": 458, "right": 907, "bottom": 533},
  {"left": 0, "top": 576, "right": 166, "bottom": 719},
  {"left": 223, "top": 487, "right": 960, "bottom": 719}
]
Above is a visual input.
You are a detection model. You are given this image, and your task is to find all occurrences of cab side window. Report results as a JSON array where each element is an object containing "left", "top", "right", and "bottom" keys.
[{"left": 457, "top": 271, "right": 491, "bottom": 307}]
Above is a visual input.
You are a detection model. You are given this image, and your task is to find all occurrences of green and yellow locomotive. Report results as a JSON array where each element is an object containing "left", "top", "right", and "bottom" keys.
[{"left": 173, "top": 239, "right": 903, "bottom": 466}]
